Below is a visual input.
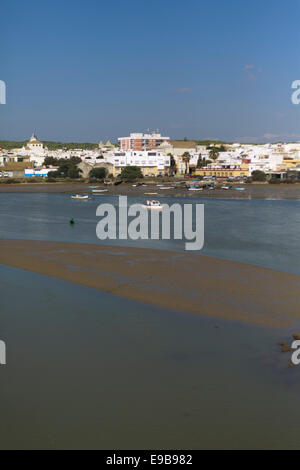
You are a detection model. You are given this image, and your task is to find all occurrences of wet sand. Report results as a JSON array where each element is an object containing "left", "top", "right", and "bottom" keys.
[
  {"left": 0, "top": 182, "right": 300, "bottom": 199},
  {"left": 0, "top": 239, "right": 299, "bottom": 327}
]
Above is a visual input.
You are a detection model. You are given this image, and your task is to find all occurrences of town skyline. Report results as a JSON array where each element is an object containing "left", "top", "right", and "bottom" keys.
[{"left": 2, "top": 130, "right": 300, "bottom": 182}]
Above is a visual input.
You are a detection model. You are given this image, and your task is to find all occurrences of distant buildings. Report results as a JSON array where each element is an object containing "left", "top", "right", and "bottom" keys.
[
  {"left": 0, "top": 161, "right": 34, "bottom": 179},
  {"left": 1, "top": 131, "right": 300, "bottom": 179},
  {"left": 98, "top": 140, "right": 114, "bottom": 151}
]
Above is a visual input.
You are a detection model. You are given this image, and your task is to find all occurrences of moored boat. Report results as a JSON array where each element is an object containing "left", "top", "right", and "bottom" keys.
[
  {"left": 71, "top": 194, "right": 89, "bottom": 200},
  {"left": 142, "top": 200, "right": 163, "bottom": 210}
]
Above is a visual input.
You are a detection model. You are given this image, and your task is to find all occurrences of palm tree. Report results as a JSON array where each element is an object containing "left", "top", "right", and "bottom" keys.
[
  {"left": 209, "top": 147, "right": 219, "bottom": 162},
  {"left": 182, "top": 152, "right": 191, "bottom": 174}
]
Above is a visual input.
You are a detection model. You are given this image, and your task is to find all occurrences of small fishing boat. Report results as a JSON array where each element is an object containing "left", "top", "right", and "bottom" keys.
[
  {"left": 92, "top": 189, "right": 108, "bottom": 193},
  {"left": 71, "top": 194, "right": 89, "bottom": 200},
  {"left": 142, "top": 200, "right": 163, "bottom": 210},
  {"left": 221, "top": 186, "right": 230, "bottom": 190},
  {"left": 188, "top": 187, "right": 203, "bottom": 191},
  {"left": 234, "top": 187, "right": 245, "bottom": 191}
]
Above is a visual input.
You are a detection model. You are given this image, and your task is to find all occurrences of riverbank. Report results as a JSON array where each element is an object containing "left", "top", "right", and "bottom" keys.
[
  {"left": 0, "top": 239, "right": 299, "bottom": 327},
  {"left": 0, "top": 181, "right": 300, "bottom": 199}
]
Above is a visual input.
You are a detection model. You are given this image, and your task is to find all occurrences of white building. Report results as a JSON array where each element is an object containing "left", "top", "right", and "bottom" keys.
[
  {"left": 15, "top": 133, "right": 47, "bottom": 166},
  {"left": 26, "top": 133, "right": 44, "bottom": 154},
  {"left": 104, "top": 149, "right": 170, "bottom": 176}
]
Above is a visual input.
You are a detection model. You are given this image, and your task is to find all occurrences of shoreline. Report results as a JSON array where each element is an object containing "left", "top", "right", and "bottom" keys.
[
  {"left": 0, "top": 181, "right": 300, "bottom": 199},
  {"left": 0, "top": 239, "right": 299, "bottom": 327}
]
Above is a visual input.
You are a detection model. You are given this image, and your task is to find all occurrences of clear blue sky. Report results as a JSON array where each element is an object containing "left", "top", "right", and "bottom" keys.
[{"left": 1, "top": 0, "right": 300, "bottom": 143}]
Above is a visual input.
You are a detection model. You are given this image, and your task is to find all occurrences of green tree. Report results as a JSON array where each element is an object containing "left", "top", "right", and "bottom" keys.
[
  {"left": 44, "top": 156, "right": 59, "bottom": 167},
  {"left": 67, "top": 166, "right": 82, "bottom": 179},
  {"left": 120, "top": 166, "right": 143, "bottom": 182},
  {"left": 89, "top": 167, "right": 107, "bottom": 179},
  {"left": 209, "top": 147, "right": 219, "bottom": 162},
  {"left": 47, "top": 170, "right": 59, "bottom": 178},
  {"left": 251, "top": 170, "right": 266, "bottom": 182},
  {"left": 197, "top": 155, "right": 203, "bottom": 168},
  {"left": 69, "top": 156, "right": 81, "bottom": 165},
  {"left": 47, "top": 156, "right": 82, "bottom": 178}
]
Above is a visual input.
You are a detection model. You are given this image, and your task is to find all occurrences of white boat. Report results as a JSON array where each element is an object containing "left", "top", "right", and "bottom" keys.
[
  {"left": 71, "top": 194, "right": 89, "bottom": 200},
  {"left": 188, "top": 187, "right": 203, "bottom": 191},
  {"left": 221, "top": 186, "right": 230, "bottom": 190},
  {"left": 142, "top": 200, "right": 163, "bottom": 210},
  {"left": 92, "top": 189, "right": 108, "bottom": 193}
]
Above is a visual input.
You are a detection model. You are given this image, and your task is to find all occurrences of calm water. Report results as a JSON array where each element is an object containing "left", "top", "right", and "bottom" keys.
[
  {"left": 0, "top": 193, "right": 300, "bottom": 449},
  {"left": 0, "top": 193, "right": 300, "bottom": 273}
]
